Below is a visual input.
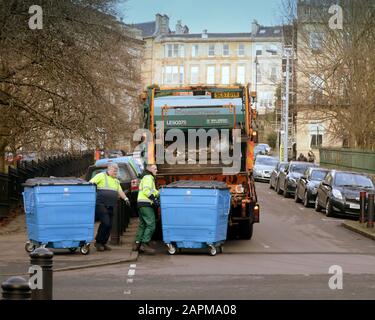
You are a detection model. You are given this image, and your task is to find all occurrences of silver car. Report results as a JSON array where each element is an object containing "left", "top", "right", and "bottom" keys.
[{"left": 254, "top": 156, "right": 279, "bottom": 182}]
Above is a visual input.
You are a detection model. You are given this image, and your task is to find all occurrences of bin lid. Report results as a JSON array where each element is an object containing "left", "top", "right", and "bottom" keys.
[
  {"left": 164, "top": 180, "right": 229, "bottom": 190},
  {"left": 23, "top": 177, "right": 93, "bottom": 187}
]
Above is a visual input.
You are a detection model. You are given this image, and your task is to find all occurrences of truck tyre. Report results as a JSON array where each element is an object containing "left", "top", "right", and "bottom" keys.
[{"left": 239, "top": 220, "right": 253, "bottom": 240}]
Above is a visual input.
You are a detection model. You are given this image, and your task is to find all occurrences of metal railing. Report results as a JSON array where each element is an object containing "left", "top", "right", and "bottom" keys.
[{"left": 0, "top": 151, "right": 94, "bottom": 218}]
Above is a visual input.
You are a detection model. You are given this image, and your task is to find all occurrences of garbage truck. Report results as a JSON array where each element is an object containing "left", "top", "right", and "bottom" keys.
[{"left": 141, "top": 85, "right": 259, "bottom": 239}]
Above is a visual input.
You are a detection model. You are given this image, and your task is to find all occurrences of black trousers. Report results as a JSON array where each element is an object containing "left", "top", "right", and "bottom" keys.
[{"left": 95, "top": 204, "right": 114, "bottom": 245}]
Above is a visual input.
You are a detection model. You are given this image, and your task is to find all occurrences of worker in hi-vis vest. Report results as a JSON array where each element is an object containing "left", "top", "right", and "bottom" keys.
[
  {"left": 133, "top": 164, "right": 159, "bottom": 255},
  {"left": 90, "top": 163, "right": 130, "bottom": 252}
]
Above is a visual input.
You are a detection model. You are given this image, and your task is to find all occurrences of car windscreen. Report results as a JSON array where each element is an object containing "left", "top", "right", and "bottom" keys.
[
  {"left": 310, "top": 170, "right": 328, "bottom": 181},
  {"left": 335, "top": 173, "right": 374, "bottom": 188},
  {"left": 290, "top": 164, "right": 312, "bottom": 174},
  {"left": 91, "top": 167, "right": 131, "bottom": 182},
  {"left": 255, "top": 158, "right": 278, "bottom": 167}
]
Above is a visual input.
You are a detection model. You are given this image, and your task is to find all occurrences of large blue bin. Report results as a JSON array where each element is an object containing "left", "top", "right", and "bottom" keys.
[
  {"left": 22, "top": 178, "right": 96, "bottom": 254},
  {"left": 160, "top": 180, "right": 231, "bottom": 255}
]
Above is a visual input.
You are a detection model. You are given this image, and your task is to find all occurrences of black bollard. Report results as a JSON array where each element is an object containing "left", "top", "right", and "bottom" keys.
[
  {"left": 110, "top": 202, "right": 121, "bottom": 245},
  {"left": 1, "top": 276, "right": 31, "bottom": 300},
  {"left": 367, "top": 194, "right": 374, "bottom": 228},
  {"left": 359, "top": 191, "right": 366, "bottom": 223},
  {"left": 29, "top": 247, "right": 53, "bottom": 300}
]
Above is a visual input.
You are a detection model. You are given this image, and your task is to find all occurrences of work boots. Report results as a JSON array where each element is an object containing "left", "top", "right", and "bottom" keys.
[
  {"left": 139, "top": 243, "right": 156, "bottom": 255},
  {"left": 132, "top": 241, "right": 141, "bottom": 252}
]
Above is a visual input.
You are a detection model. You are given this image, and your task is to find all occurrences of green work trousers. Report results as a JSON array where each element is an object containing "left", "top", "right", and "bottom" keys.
[{"left": 135, "top": 206, "right": 156, "bottom": 243}]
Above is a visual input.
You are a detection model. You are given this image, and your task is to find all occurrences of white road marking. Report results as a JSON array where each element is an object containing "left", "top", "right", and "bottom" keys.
[
  {"left": 299, "top": 207, "right": 304, "bottom": 210},
  {"left": 261, "top": 243, "right": 271, "bottom": 249},
  {"left": 127, "top": 278, "right": 134, "bottom": 284},
  {"left": 321, "top": 218, "right": 345, "bottom": 222},
  {"left": 128, "top": 269, "right": 136, "bottom": 276},
  {"left": 130, "top": 264, "right": 137, "bottom": 268},
  {"left": 123, "top": 290, "right": 131, "bottom": 295}
]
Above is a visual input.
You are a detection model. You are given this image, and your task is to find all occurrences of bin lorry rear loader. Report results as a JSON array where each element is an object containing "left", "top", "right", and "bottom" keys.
[{"left": 141, "top": 85, "right": 259, "bottom": 239}]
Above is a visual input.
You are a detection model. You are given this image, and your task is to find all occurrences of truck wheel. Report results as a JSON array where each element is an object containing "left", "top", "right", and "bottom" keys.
[{"left": 239, "top": 221, "right": 253, "bottom": 240}]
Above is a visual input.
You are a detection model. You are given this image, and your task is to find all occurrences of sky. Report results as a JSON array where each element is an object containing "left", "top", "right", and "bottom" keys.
[{"left": 118, "top": 0, "right": 284, "bottom": 33}]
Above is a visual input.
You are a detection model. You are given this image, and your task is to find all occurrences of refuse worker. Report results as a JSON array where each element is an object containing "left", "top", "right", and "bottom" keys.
[
  {"left": 132, "top": 164, "right": 159, "bottom": 255},
  {"left": 90, "top": 163, "right": 130, "bottom": 252}
]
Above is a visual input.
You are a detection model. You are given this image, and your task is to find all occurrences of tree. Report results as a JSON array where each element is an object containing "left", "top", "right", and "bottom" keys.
[
  {"left": 281, "top": 0, "right": 375, "bottom": 150},
  {"left": 0, "top": 0, "right": 143, "bottom": 170}
]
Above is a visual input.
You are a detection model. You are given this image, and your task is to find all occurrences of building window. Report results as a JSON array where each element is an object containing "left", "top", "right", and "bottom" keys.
[
  {"left": 255, "top": 45, "right": 262, "bottom": 56},
  {"left": 191, "top": 44, "right": 199, "bottom": 57},
  {"left": 310, "top": 134, "right": 323, "bottom": 148},
  {"left": 270, "top": 66, "right": 278, "bottom": 82},
  {"left": 309, "top": 74, "right": 324, "bottom": 102},
  {"left": 309, "top": 122, "right": 324, "bottom": 148},
  {"left": 221, "top": 65, "right": 230, "bottom": 85},
  {"left": 190, "top": 66, "right": 199, "bottom": 84},
  {"left": 236, "top": 65, "right": 245, "bottom": 84},
  {"left": 207, "top": 65, "right": 215, "bottom": 84},
  {"left": 208, "top": 44, "right": 215, "bottom": 57},
  {"left": 238, "top": 44, "right": 245, "bottom": 56},
  {"left": 163, "top": 65, "right": 184, "bottom": 85},
  {"left": 309, "top": 32, "right": 324, "bottom": 51},
  {"left": 222, "top": 44, "right": 230, "bottom": 56},
  {"left": 269, "top": 44, "right": 278, "bottom": 55},
  {"left": 165, "top": 44, "right": 185, "bottom": 58}
]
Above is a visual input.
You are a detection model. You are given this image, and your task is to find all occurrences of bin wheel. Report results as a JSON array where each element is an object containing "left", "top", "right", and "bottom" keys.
[
  {"left": 80, "top": 244, "right": 90, "bottom": 255},
  {"left": 167, "top": 244, "right": 177, "bottom": 255},
  {"left": 69, "top": 248, "right": 78, "bottom": 253},
  {"left": 208, "top": 245, "right": 217, "bottom": 256},
  {"left": 25, "top": 242, "right": 35, "bottom": 253}
]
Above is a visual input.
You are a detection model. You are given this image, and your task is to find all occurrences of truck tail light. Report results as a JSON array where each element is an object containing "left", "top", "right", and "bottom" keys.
[
  {"left": 253, "top": 204, "right": 260, "bottom": 223},
  {"left": 131, "top": 179, "right": 139, "bottom": 191}
]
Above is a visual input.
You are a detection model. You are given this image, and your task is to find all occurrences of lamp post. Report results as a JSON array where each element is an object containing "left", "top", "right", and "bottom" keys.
[
  {"left": 283, "top": 48, "right": 292, "bottom": 162},
  {"left": 254, "top": 56, "right": 259, "bottom": 111}
]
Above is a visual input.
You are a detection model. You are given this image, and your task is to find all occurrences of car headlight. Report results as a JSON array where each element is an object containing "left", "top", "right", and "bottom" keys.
[{"left": 332, "top": 189, "right": 343, "bottom": 200}]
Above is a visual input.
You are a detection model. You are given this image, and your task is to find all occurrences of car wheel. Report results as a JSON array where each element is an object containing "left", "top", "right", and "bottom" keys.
[
  {"left": 303, "top": 191, "right": 310, "bottom": 208},
  {"left": 325, "top": 199, "right": 334, "bottom": 217},
  {"left": 315, "top": 197, "right": 323, "bottom": 212},
  {"left": 294, "top": 189, "right": 301, "bottom": 203},
  {"left": 283, "top": 183, "right": 289, "bottom": 198},
  {"left": 276, "top": 180, "right": 282, "bottom": 195}
]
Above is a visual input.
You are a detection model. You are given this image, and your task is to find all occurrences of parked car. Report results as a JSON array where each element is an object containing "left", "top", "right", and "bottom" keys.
[
  {"left": 253, "top": 156, "right": 279, "bottom": 182},
  {"left": 294, "top": 167, "right": 330, "bottom": 207},
  {"left": 277, "top": 161, "right": 318, "bottom": 198},
  {"left": 254, "top": 143, "right": 271, "bottom": 157},
  {"left": 85, "top": 162, "right": 140, "bottom": 215},
  {"left": 315, "top": 170, "right": 375, "bottom": 217},
  {"left": 269, "top": 161, "right": 288, "bottom": 190}
]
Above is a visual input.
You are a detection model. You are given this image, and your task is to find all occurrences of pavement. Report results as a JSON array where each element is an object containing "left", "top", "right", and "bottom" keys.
[
  {"left": 342, "top": 220, "right": 375, "bottom": 241},
  {"left": 0, "top": 215, "right": 139, "bottom": 279}
]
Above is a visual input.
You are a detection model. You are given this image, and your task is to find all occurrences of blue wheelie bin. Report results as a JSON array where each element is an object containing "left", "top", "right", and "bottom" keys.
[
  {"left": 22, "top": 177, "right": 96, "bottom": 255},
  {"left": 160, "top": 180, "right": 231, "bottom": 256}
]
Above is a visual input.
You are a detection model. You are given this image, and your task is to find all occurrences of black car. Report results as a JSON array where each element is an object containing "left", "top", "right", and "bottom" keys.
[
  {"left": 294, "top": 167, "right": 329, "bottom": 207},
  {"left": 269, "top": 161, "right": 288, "bottom": 190},
  {"left": 315, "top": 170, "right": 375, "bottom": 217},
  {"left": 277, "top": 161, "right": 318, "bottom": 198},
  {"left": 85, "top": 163, "right": 140, "bottom": 214}
]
